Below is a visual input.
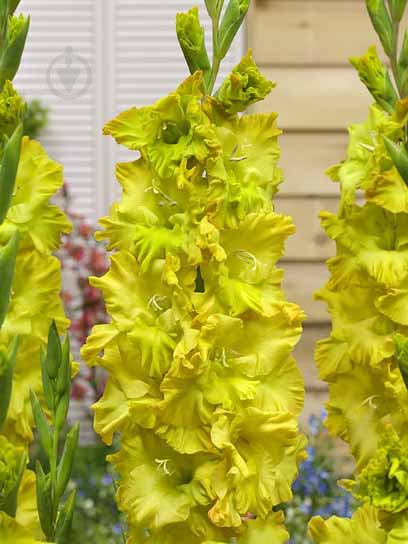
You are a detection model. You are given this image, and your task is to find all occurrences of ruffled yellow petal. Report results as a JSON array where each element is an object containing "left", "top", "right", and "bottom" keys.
[
  {"left": 0, "top": 512, "right": 49, "bottom": 544},
  {"left": 5, "top": 137, "right": 70, "bottom": 251},
  {"left": 309, "top": 505, "right": 386, "bottom": 543}
]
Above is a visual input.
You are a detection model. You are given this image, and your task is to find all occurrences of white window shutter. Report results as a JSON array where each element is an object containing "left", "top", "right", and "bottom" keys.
[{"left": 16, "top": 0, "right": 244, "bottom": 220}]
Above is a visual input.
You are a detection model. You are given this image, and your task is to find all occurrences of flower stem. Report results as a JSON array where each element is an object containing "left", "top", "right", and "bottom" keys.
[
  {"left": 207, "top": 1, "right": 224, "bottom": 95},
  {"left": 390, "top": 16, "right": 403, "bottom": 97},
  {"left": 50, "top": 425, "right": 59, "bottom": 536}
]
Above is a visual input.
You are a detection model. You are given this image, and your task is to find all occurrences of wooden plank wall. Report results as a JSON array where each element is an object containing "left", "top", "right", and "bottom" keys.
[{"left": 248, "top": 0, "right": 377, "bottom": 417}]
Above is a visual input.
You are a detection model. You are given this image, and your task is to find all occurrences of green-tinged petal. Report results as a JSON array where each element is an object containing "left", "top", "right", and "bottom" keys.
[
  {"left": 156, "top": 373, "right": 214, "bottom": 454},
  {"left": 2, "top": 251, "right": 68, "bottom": 340},
  {"left": 376, "top": 285, "right": 408, "bottom": 325},
  {"left": 208, "top": 114, "right": 282, "bottom": 227},
  {"left": 109, "top": 431, "right": 210, "bottom": 530},
  {"left": 103, "top": 106, "right": 160, "bottom": 150},
  {"left": 5, "top": 138, "right": 68, "bottom": 250},
  {"left": 96, "top": 159, "right": 163, "bottom": 252},
  {"left": 92, "top": 377, "right": 131, "bottom": 445},
  {"left": 0, "top": 81, "right": 25, "bottom": 138},
  {"left": 220, "top": 212, "right": 295, "bottom": 281},
  {"left": 90, "top": 251, "right": 175, "bottom": 337},
  {"left": 329, "top": 104, "right": 401, "bottom": 209},
  {"left": 325, "top": 363, "right": 400, "bottom": 470},
  {"left": 254, "top": 355, "right": 305, "bottom": 415},
  {"left": 309, "top": 505, "right": 386, "bottom": 543},
  {"left": 353, "top": 427, "right": 408, "bottom": 513},
  {"left": 316, "top": 285, "right": 395, "bottom": 366},
  {"left": 321, "top": 203, "right": 408, "bottom": 288},
  {"left": 315, "top": 335, "right": 352, "bottom": 381},
  {"left": 227, "top": 308, "right": 303, "bottom": 377},
  {"left": 0, "top": 511, "right": 50, "bottom": 544},
  {"left": 216, "top": 51, "right": 274, "bottom": 114},
  {"left": 210, "top": 408, "right": 301, "bottom": 521},
  {"left": 239, "top": 511, "right": 289, "bottom": 544},
  {"left": 350, "top": 46, "right": 397, "bottom": 113}
]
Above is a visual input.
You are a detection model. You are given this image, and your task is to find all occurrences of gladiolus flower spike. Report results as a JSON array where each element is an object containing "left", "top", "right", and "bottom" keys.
[
  {"left": 83, "top": 1, "right": 307, "bottom": 542},
  {"left": 309, "top": 0, "right": 408, "bottom": 540}
]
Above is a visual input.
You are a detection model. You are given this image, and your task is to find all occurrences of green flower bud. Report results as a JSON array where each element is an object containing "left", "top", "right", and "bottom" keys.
[
  {"left": 389, "top": 0, "right": 408, "bottom": 21},
  {"left": 0, "top": 123, "right": 23, "bottom": 225},
  {"left": 219, "top": 0, "right": 250, "bottom": 59},
  {"left": 0, "top": 14, "right": 29, "bottom": 88},
  {"left": 399, "top": 30, "right": 408, "bottom": 95},
  {"left": 30, "top": 391, "right": 52, "bottom": 458},
  {"left": 395, "top": 333, "right": 408, "bottom": 389},
  {"left": 0, "top": 81, "right": 25, "bottom": 138},
  {"left": 56, "top": 423, "right": 79, "bottom": 501},
  {"left": 55, "top": 489, "right": 76, "bottom": 544},
  {"left": 0, "top": 229, "right": 19, "bottom": 328},
  {"left": 7, "top": 1, "right": 20, "bottom": 16},
  {"left": 365, "top": 0, "right": 394, "bottom": 58},
  {"left": 0, "top": 336, "right": 18, "bottom": 431},
  {"left": 55, "top": 388, "right": 70, "bottom": 431},
  {"left": 56, "top": 335, "right": 70, "bottom": 396},
  {"left": 383, "top": 136, "right": 408, "bottom": 186},
  {"left": 354, "top": 427, "right": 408, "bottom": 512},
  {"left": 35, "top": 460, "right": 53, "bottom": 539},
  {"left": 204, "top": 0, "right": 223, "bottom": 18},
  {"left": 350, "top": 46, "right": 398, "bottom": 114},
  {"left": 45, "top": 320, "right": 62, "bottom": 381},
  {"left": 0, "top": 434, "right": 25, "bottom": 517},
  {"left": 216, "top": 50, "right": 274, "bottom": 114},
  {"left": 176, "top": 8, "right": 211, "bottom": 79},
  {"left": 40, "top": 349, "right": 55, "bottom": 413}
]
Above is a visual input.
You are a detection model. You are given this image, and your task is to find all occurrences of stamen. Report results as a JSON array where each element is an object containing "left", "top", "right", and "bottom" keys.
[
  {"left": 221, "top": 348, "right": 229, "bottom": 368},
  {"left": 148, "top": 295, "right": 167, "bottom": 311},
  {"left": 230, "top": 143, "right": 247, "bottom": 162},
  {"left": 359, "top": 143, "right": 375, "bottom": 153},
  {"left": 233, "top": 250, "right": 258, "bottom": 272},
  {"left": 145, "top": 183, "right": 177, "bottom": 206},
  {"left": 360, "top": 395, "right": 379, "bottom": 409},
  {"left": 155, "top": 458, "right": 172, "bottom": 476},
  {"left": 230, "top": 155, "right": 247, "bottom": 162}
]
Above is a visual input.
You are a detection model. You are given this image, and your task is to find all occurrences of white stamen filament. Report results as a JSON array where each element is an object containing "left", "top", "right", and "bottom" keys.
[
  {"left": 359, "top": 143, "right": 375, "bottom": 153},
  {"left": 145, "top": 183, "right": 177, "bottom": 206},
  {"left": 361, "top": 395, "right": 379, "bottom": 409},
  {"left": 155, "top": 458, "right": 172, "bottom": 476},
  {"left": 233, "top": 250, "right": 258, "bottom": 272},
  {"left": 221, "top": 348, "right": 229, "bottom": 368},
  {"left": 148, "top": 295, "right": 166, "bottom": 311}
]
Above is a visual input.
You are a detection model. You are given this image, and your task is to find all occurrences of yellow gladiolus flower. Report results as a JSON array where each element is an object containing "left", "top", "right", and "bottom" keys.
[{"left": 84, "top": 15, "right": 305, "bottom": 539}]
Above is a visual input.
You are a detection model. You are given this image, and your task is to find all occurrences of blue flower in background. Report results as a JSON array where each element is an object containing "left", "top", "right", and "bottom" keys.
[
  {"left": 284, "top": 413, "right": 356, "bottom": 544},
  {"left": 101, "top": 474, "right": 113, "bottom": 486}
]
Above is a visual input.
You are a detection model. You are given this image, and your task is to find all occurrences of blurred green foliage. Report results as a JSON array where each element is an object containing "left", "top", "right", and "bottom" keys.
[{"left": 23, "top": 98, "right": 48, "bottom": 139}]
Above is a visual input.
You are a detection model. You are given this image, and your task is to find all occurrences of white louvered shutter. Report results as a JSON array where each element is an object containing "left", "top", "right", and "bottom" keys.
[
  {"left": 15, "top": 0, "right": 99, "bottom": 219},
  {"left": 16, "top": 0, "right": 244, "bottom": 220}
]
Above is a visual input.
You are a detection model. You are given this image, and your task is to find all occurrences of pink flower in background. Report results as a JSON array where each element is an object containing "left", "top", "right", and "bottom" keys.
[{"left": 57, "top": 184, "right": 109, "bottom": 403}]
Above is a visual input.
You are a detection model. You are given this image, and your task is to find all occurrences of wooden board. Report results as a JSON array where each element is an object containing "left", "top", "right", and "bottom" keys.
[
  {"left": 283, "top": 262, "right": 330, "bottom": 323},
  {"left": 249, "top": 1, "right": 392, "bottom": 66},
  {"left": 279, "top": 132, "right": 347, "bottom": 196},
  {"left": 295, "top": 325, "right": 330, "bottom": 390},
  {"left": 257, "top": 68, "right": 370, "bottom": 130},
  {"left": 275, "top": 196, "right": 338, "bottom": 261}
]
